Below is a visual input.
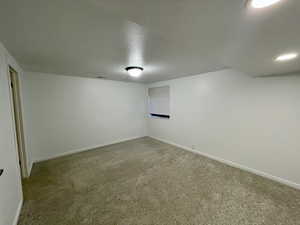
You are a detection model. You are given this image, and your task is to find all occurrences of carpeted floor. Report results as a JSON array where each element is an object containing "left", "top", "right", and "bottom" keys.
[{"left": 18, "top": 137, "right": 300, "bottom": 225}]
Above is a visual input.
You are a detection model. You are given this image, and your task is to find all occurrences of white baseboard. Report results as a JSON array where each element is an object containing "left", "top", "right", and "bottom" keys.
[
  {"left": 149, "top": 136, "right": 300, "bottom": 190},
  {"left": 12, "top": 198, "right": 23, "bottom": 225},
  {"left": 33, "top": 136, "right": 145, "bottom": 164},
  {"left": 27, "top": 161, "right": 33, "bottom": 176}
]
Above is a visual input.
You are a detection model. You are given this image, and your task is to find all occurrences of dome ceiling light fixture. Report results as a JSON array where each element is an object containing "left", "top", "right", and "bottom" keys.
[
  {"left": 125, "top": 66, "right": 144, "bottom": 78},
  {"left": 249, "top": 0, "right": 282, "bottom": 9}
]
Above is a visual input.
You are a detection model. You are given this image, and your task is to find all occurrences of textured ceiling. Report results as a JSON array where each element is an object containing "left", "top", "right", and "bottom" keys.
[{"left": 0, "top": 0, "right": 299, "bottom": 83}]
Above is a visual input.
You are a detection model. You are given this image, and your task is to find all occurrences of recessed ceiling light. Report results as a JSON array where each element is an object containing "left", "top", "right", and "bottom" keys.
[
  {"left": 275, "top": 53, "right": 298, "bottom": 62},
  {"left": 125, "top": 66, "right": 144, "bottom": 77},
  {"left": 250, "top": 0, "right": 282, "bottom": 9}
]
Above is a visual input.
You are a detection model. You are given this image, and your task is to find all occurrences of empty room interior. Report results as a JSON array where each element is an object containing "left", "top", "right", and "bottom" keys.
[{"left": 1, "top": 0, "right": 300, "bottom": 224}]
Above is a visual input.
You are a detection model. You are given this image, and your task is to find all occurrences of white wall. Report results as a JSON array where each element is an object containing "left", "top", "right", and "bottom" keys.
[
  {"left": 0, "top": 42, "right": 23, "bottom": 225},
  {"left": 148, "top": 69, "right": 300, "bottom": 188},
  {"left": 22, "top": 72, "right": 147, "bottom": 162}
]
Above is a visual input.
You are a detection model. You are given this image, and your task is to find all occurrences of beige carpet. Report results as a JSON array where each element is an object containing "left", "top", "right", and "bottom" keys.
[{"left": 19, "top": 137, "right": 300, "bottom": 225}]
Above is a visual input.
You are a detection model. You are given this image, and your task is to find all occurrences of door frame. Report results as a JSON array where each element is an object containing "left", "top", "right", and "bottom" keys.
[{"left": 8, "top": 66, "right": 28, "bottom": 178}]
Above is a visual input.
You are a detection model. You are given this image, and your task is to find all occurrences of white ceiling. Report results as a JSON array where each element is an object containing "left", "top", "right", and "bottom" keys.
[{"left": 0, "top": 0, "right": 299, "bottom": 83}]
